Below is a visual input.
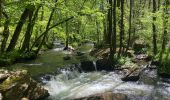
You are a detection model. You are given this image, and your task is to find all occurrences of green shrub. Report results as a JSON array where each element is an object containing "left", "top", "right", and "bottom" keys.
[
  {"left": 0, "top": 51, "right": 37, "bottom": 66},
  {"left": 157, "top": 50, "right": 170, "bottom": 76}
]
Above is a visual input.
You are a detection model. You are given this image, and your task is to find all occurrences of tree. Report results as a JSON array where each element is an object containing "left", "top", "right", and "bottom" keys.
[
  {"left": 21, "top": 6, "right": 40, "bottom": 52},
  {"left": 112, "top": 0, "right": 117, "bottom": 55},
  {"left": 6, "top": 8, "right": 32, "bottom": 52},
  {"left": 1, "top": 11, "right": 10, "bottom": 52},
  {"left": 152, "top": 0, "right": 158, "bottom": 55},
  {"left": 118, "top": 0, "right": 125, "bottom": 56},
  {"left": 126, "top": 0, "right": 133, "bottom": 53},
  {"left": 161, "top": 0, "right": 169, "bottom": 52},
  {"left": 108, "top": 0, "right": 113, "bottom": 60}
]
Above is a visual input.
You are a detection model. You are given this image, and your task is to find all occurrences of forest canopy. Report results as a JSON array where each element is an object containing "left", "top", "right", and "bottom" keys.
[{"left": 0, "top": 0, "right": 170, "bottom": 74}]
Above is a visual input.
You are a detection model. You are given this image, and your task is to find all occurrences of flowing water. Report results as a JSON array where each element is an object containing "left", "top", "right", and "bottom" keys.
[
  {"left": 9, "top": 39, "right": 170, "bottom": 100},
  {"left": 42, "top": 68, "right": 170, "bottom": 100},
  {"left": 42, "top": 40, "right": 170, "bottom": 100}
]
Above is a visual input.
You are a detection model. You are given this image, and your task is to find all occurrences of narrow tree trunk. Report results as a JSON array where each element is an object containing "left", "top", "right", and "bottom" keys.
[
  {"left": 152, "top": 0, "right": 158, "bottom": 55},
  {"left": 96, "top": 20, "right": 100, "bottom": 44},
  {"left": 1, "top": 12, "right": 10, "bottom": 52},
  {"left": 118, "top": 0, "right": 124, "bottom": 57},
  {"left": 148, "top": 0, "right": 151, "bottom": 9},
  {"left": 126, "top": 0, "right": 133, "bottom": 54},
  {"left": 158, "top": 0, "right": 161, "bottom": 10},
  {"left": 161, "top": 0, "right": 169, "bottom": 52},
  {"left": 117, "top": 0, "right": 121, "bottom": 7},
  {"left": 35, "top": 8, "right": 55, "bottom": 53},
  {"left": 113, "top": 0, "right": 117, "bottom": 54},
  {"left": 0, "top": 1, "right": 3, "bottom": 26},
  {"left": 108, "top": 0, "right": 113, "bottom": 60},
  {"left": 65, "top": 19, "right": 69, "bottom": 49},
  {"left": 6, "top": 8, "right": 30, "bottom": 52}
]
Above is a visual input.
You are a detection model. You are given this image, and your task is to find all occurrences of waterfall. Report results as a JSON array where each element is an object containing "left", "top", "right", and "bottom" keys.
[{"left": 93, "top": 61, "right": 97, "bottom": 71}]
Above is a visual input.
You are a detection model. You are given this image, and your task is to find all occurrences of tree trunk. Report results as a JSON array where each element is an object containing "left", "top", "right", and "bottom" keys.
[
  {"left": 158, "top": 0, "right": 161, "bottom": 10},
  {"left": 35, "top": 8, "right": 55, "bottom": 53},
  {"left": 6, "top": 8, "right": 30, "bottom": 52},
  {"left": 113, "top": 0, "right": 117, "bottom": 54},
  {"left": 117, "top": 0, "right": 121, "bottom": 7},
  {"left": 152, "top": 0, "right": 158, "bottom": 55},
  {"left": 65, "top": 18, "right": 69, "bottom": 49},
  {"left": 118, "top": 0, "right": 124, "bottom": 57},
  {"left": 108, "top": 0, "right": 113, "bottom": 60},
  {"left": 21, "top": 6, "right": 40, "bottom": 52},
  {"left": 126, "top": 0, "right": 133, "bottom": 54},
  {"left": 1, "top": 12, "right": 10, "bottom": 52},
  {"left": 21, "top": 9, "right": 34, "bottom": 52},
  {"left": 148, "top": 0, "right": 152, "bottom": 9},
  {"left": 161, "top": 0, "right": 169, "bottom": 52},
  {"left": 0, "top": 1, "right": 3, "bottom": 26}
]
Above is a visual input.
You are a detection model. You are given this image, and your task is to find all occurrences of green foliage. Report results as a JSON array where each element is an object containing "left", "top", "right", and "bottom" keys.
[
  {"left": 0, "top": 51, "right": 36, "bottom": 66},
  {"left": 157, "top": 50, "right": 170, "bottom": 75},
  {"left": 117, "top": 56, "right": 132, "bottom": 66}
]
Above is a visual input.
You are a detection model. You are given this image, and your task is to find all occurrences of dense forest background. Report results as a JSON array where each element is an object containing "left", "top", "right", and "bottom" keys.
[{"left": 0, "top": 0, "right": 170, "bottom": 74}]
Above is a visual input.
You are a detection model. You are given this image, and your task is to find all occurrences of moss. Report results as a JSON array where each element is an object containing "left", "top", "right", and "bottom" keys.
[{"left": 0, "top": 70, "right": 28, "bottom": 91}]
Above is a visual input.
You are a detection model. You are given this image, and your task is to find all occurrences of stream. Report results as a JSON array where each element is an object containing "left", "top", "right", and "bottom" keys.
[
  {"left": 42, "top": 68, "right": 170, "bottom": 100},
  {"left": 10, "top": 40, "right": 170, "bottom": 100}
]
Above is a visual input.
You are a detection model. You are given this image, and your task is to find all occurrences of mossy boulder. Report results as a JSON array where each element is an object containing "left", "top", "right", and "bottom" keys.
[
  {"left": 0, "top": 70, "right": 49, "bottom": 100},
  {"left": 133, "top": 40, "right": 148, "bottom": 54}
]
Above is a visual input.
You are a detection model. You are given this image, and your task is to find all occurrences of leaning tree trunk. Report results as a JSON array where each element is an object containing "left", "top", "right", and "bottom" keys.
[
  {"left": 6, "top": 8, "right": 30, "bottom": 52},
  {"left": 21, "top": 9, "right": 34, "bottom": 52},
  {"left": 35, "top": 8, "right": 55, "bottom": 54},
  {"left": 21, "top": 6, "right": 40, "bottom": 52}
]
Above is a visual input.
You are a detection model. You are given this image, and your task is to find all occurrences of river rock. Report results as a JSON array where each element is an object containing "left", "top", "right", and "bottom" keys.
[
  {"left": 133, "top": 40, "right": 148, "bottom": 54},
  {"left": 139, "top": 69, "right": 157, "bottom": 85},
  {"left": 74, "top": 92, "right": 129, "bottom": 100},
  {"left": 76, "top": 51, "right": 85, "bottom": 56},
  {"left": 63, "top": 55, "right": 71, "bottom": 60},
  {"left": 121, "top": 63, "right": 140, "bottom": 81},
  {"left": 80, "top": 60, "right": 96, "bottom": 72},
  {"left": 121, "top": 68, "right": 140, "bottom": 82},
  {"left": 0, "top": 70, "right": 49, "bottom": 100},
  {"left": 135, "top": 54, "right": 152, "bottom": 61},
  {"left": 96, "top": 59, "right": 113, "bottom": 71}
]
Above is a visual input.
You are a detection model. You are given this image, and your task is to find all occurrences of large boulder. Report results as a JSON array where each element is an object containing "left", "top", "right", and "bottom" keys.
[
  {"left": 0, "top": 70, "right": 49, "bottom": 100},
  {"left": 80, "top": 61, "right": 96, "bottom": 72},
  {"left": 74, "top": 92, "right": 129, "bottom": 100},
  {"left": 96, "top": 59, "right": 113, "bottom": 71},
  {"left": 133, "top": 40, "right": 148, "bottom": 54},
  {"left": 121, "top": 68, "right": 140, "bottom": 82},
  {"left": 121, "top": 63, "right": 140, "bottom": 82}
]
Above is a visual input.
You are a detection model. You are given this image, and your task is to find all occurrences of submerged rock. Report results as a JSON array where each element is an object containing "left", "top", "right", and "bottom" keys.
[
  {"left": 0, "top": 70, "right": 49, "bottom": 100},
  {"left": 63, "top": 55, "right": 71, "bottom": 60},
  {"left": 76, "top": 51, "right": 85, "bottom": 56},
  {"left": 74, "top": 92, "right": 129, "bottom": 100}
]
